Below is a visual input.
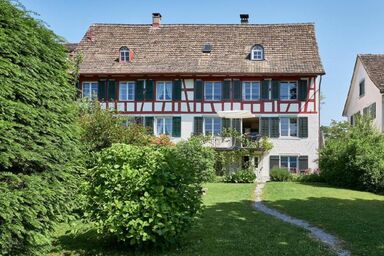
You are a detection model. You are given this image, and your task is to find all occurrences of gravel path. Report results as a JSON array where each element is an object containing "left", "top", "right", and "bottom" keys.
[{"left": 254, "top": 183, "right": 351, "bottom": 256}]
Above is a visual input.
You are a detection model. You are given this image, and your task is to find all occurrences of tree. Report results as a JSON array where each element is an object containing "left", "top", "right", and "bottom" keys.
[
  {"left": 0, "top": 1, "right": 81, "bottom": 254},
  {"left": 319, "top": 117, "right": 384, "bottom": 193}
]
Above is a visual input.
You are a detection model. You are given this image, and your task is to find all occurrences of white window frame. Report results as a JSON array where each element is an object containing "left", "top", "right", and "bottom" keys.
[
  {"left": 204, "top": 81, "right": 222, "bottom": 101},
  {"left": 204, "top": 117, "right": 222, "bottom": 136},
  {"left": 119, "top": 81, "right": 135, "bottom": 101},
  {"left": 120, "top": 47, "right": 129, "bottom": 62},
  {"left": 156, "top": 117, "right": 173, "bottom": 136},
  {"left": 82, "top": 81, "right": 98, "bottom": 100},
  {"left": 280, "top": 156, "right": 298, "bottom": 172},
  {"left": 251, "top": 45, "right": 264, "bottom": 60},
  {"left": 280, "top": 81, "right": 297, "bottom": 100},
  {"left": 242, "top": 81, "right": 261, "bottom": 100},
  {"left": 156, "top": 81, "right": 172, "bottom": 101},
  {"left": 280, "top": 117, "right": 298, "bottom": 137}
]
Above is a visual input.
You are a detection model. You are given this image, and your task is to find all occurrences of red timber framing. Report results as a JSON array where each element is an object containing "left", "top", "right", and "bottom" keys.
[{"left": 78, "top": 75, "right": 318, "bottom": 115}]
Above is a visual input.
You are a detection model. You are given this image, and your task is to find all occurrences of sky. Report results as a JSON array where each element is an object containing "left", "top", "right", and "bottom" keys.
[{"left": 18, "top": 0, "right": 384, "bottom": 126}]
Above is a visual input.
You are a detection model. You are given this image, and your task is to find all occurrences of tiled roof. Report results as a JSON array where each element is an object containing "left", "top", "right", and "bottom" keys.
[
  {"left": 74, "top": 23, "right": 325, "bottom": 75},
  {"left": 359, "top": 54, "right": 384, "bottom": 91}
]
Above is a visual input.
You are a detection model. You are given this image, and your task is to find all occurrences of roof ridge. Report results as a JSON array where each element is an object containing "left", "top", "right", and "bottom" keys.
[{"left": 90, "top": 22, "right": 315, "bottom": 27}]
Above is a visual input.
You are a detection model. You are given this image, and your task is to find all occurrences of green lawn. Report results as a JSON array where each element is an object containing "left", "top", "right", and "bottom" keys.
[
  {"left": 50, "top": 183, "right": 333, "bottom": 256},
  {"left": 263, "top": 182, "right": 384, "bottom": 256}
]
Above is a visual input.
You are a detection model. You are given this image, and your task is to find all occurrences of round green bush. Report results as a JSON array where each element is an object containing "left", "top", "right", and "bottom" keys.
[
  {"left": 270, "top": 168, "right": 293, "bottom": 181},
  {"left": 86, "top": 143, "right": 212, "bottom": 246}
]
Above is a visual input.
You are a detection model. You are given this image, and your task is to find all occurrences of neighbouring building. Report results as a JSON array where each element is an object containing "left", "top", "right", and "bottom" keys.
[
  {"left": 343, "top": 54, "right": 384, "bottom": 131},
  {"left": 71, "top": 13, "right": 325, "bottom": 181}
]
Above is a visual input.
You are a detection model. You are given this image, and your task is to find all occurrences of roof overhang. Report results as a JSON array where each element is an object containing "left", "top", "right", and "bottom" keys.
[{"left": 217, "top": 110, "right": 255, "bottom": 119}]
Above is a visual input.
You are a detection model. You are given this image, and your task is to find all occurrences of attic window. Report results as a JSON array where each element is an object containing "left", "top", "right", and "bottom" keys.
[
  {"left": 120, "top": 46, "right": 130, "bottom": 62},
  {"left": 202, "top": 44, "right": 212, "bottom": 53},
  {"left": 251, "top": 45, "right": 264, "bottom": 60}
]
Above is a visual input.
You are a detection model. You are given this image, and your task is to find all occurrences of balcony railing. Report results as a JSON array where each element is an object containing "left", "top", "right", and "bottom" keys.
[{"left": 205, "top": 134, "right": 266, "bottom": 151}]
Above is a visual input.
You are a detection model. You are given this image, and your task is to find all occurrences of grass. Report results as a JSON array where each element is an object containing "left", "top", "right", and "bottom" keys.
[
  {"left": 50, "top": 183, "right": 334, "bottom": 256},
  {"left": 263, "top": 182, "right": 384, "bottom": 256}
]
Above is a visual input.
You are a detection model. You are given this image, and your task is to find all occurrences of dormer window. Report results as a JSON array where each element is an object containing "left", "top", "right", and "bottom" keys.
[
  {"left": 251, "top": 45, "right": 264, "bottom": 60},
  {"left": 119, "top": 46, "right": 130, "bottom": 62}
]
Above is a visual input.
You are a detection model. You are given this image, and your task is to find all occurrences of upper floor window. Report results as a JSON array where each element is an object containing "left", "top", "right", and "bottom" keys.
[
  {"left": 119, "top": 81, "right": 135, "bottom": 101},
  {"left": 359, "top": 79, "right": 365, "bottom": 97},
  {"left": 280, "top": 117, "right": 298, "bottom": 137},
  {"left": 156, "top": 81, "right": 172, "bottom": 100},
  {"left": 156, "top": 117, "right": 172, "bottom": 135},
  {"left": 280, "top": 82, "right": 297, "bottom": 100},
  {"left": 82, "top": 82, "right": 98, "bottom": 100},
  {"left": 204, "top": 117, "right": 222, "bottom": 136},
  {"left": 205, "top": 81, "right": 222, "bottom": 101},
  {"left": 251, "top": 45, "right": 264, "bottom": 60},
  {"left": 119, "top": 47, "right": 130, "bottom": 62},
  {"left": 243, "top": 81, "right": 260, "bottom": 100}
]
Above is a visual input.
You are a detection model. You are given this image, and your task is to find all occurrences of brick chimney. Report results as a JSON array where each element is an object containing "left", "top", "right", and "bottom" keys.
[
  {"left": 152, "top": 13, "right": 162, "bottom": 28},
  {"left": 240, "top": 14, "right": 249, "bottom": 24}
]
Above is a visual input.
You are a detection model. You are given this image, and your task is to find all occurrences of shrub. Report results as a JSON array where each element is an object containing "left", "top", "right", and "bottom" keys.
[
  {"left": 86, "top": 142, "right": 213, "bottom": 246},
  {"left": 224, "top": 169, "right": 256, "bottom": 183},
  {"left": 0, "top": 1, "right": 81, "bottom": 254},
  {"left": 270, "top": 168, "right": 292, "bottom": 181},
  {"left": 320, "top": 117, "right": 384, "bottom": 193},
  {"left": 295, "top": 173, "right": 324, "bottom": 183}
]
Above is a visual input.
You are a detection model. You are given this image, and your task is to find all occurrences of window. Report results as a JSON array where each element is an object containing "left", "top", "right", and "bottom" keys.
[
  {"left": 280, "top": 82, "right": 297, "bottom": 100},
  {"left": 280, "top": 156, "right": 298, "bottom": 172},
  {"left": 119, "top": 82, "right": 135, "bottom": 101},
  {"left": 156, "top": 117, "right": 172, "bottom": 135},
  {"left": 204, "top": 117, "right": 222, "bottom": 136},
  {"left": 280, "top": 117, "right": 298, "bottom": 137},
  {"left": 243, "top": 81, "right": 260, "bottom": 100},
  {"left": 82, "top": 82, "right": 98, "bottom": 100},
  {"left": 119, "top": 47, "right": 130, "bottom": 62},
  {"left": 204, "top": 81, "right": 222, "bottom": 101},
  {"left": 156, "top": 81, "right": 172, "bottom": 100},
  {"left": 251, "top": 45, "right": 264, "bottom": 60},
  {"left": 359, "top": 79, "right": 365, "bottom": 97}
]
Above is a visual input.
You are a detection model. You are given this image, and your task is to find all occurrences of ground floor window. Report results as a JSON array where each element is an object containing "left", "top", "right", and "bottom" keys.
[
  {"left": 280, "top": 156, "right": 298, "bottom": 172},
  {"left": 156, "top": 117, "right": 172, "bottom": 135},
  {"left": 205, "top": 117, "right": 222, "bottom": 136},
  {"left": 82, "top": 82, "right": 98, "bottom": 100}
]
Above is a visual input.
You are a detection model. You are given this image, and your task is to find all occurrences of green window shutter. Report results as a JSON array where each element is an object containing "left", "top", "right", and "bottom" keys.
[
  {"left": 299, "top": 156, "right": 309, "bottom": 171},
  {"left": 145, "top": 80, "right": 154, "bottom": 100},
  {"left": 270, "top": 156, "right": 280, "bottom": 170},
  {"left": 298, "top": 79, "right": 308, "bottom": 101},
  {"left": 134, "top": 117, "right": 143, "bottom": 125},
  {"left": 222, "top": 79, "right": 231, "bottom": 101},
  {"left": 233, "top": 79, "right": 242, "bottom": 101},
  {"left": 76, "top": 81, "right": 81, "bottom": 98},
  {"left": 194, "top": 80, "right": 203, "bottom": 101},
  {"left": 298, "top": 117, "right": 308, "bottom": 138},
  {"left": 260, "top": 117, "right": 270, "bottom": 137},
  {"left": 172, "top": 117, "right": 181, "bottom": 137},
  {"left": 222, "top": 118, "right": 231, "bottom": 130},
  {"left": 194, "top": 117, "right": 203, "bottom": 135},
  {"left": 371, "top": 103, "right": 376, "bottom": 119},
  {"left": 107, "top": 80, "right": 116, "bottom": 101},
  {"left": 270, "top": 117, "right": 280, "bottom": 138},
  {"left": 98, "top": 80, "right": 107, "bottom": 101},
  {"left": 144, "top": 116, "right": 154, "bottom": 134},
  {"left": 261, "top": 80, "right": 269, "bottom": 100},
  {"left": 135, "top": 80, "right": 144, "bottom": 100},
  {"left": 232, "top": 118, "right": 241, "bottom": 133},
  {"left": 172, "top": 80, "right": 182, "bottom": 101},
  {"left": 271, "top": 80, "right": 280, "bottom": 100}
]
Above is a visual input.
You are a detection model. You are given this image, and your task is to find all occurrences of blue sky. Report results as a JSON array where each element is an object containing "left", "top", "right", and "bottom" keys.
[{"left": 19, "top": 0, "right": 384, "bottom": 125}]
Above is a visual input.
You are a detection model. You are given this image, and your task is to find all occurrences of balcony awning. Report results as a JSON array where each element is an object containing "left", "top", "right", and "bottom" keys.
[{"left": 217, "top": 110, "right": 255, "bottom": 119}]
